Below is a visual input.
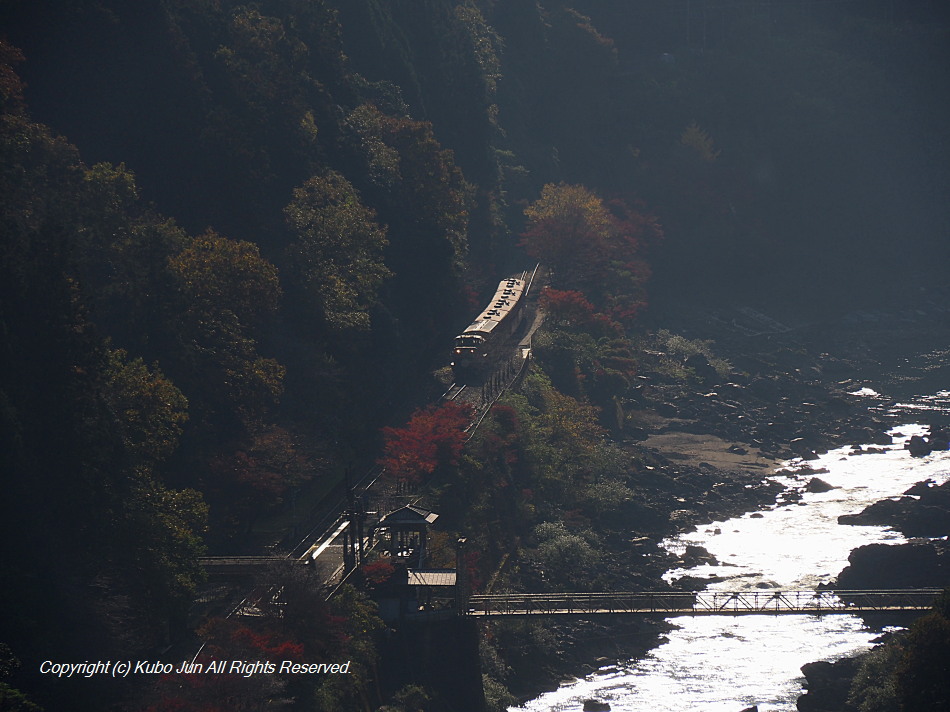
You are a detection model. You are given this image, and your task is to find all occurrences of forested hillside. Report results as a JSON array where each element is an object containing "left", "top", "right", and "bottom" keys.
[{"left": 1, "top": 1, "right": 948, "bottom": 710}]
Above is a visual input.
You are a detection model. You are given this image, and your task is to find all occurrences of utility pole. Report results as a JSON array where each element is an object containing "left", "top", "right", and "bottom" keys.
[
  {"left": 342, "top": 467, "right": 366, "bottom": 570},
  {"left": 455, "top": 537, "right": 468, "bottom": 613}
]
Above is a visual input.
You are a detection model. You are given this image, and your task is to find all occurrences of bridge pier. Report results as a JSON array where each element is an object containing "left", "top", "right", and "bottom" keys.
[{"left": 378, "top": 617, "right": 485, "bottom": 712}]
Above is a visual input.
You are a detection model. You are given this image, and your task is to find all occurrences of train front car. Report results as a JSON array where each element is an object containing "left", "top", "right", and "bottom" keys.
[{"left": 452, "top": 275, "right": 527, "bottom": 379}]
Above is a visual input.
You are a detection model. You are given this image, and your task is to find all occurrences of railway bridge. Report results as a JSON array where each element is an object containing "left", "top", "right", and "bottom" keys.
[{"left": 460, "top": 588, "right": 942, "bottom": 618}]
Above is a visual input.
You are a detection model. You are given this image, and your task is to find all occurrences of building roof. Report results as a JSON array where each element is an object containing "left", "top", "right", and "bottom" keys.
[
  {"left": 377, "top": 505, "right": 439, "bottom": 527},
  {"left": 407, "top": 569, "right": 457, "bottom": 587}
]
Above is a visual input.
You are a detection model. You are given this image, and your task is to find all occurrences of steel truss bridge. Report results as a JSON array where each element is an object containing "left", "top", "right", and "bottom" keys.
[{"left": 464, "top": 589, "right": 943, "bottom": 618}]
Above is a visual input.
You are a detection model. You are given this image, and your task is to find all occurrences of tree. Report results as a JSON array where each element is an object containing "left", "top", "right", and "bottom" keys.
[
  {"left": 533, "top": 520, "right": 600, "bottom": 588},
  {"left": 539, "top": 288, "right": 614, "bottom": 335},
  {"left": 125, "top": 480, "right": 209, "bottom": 614},
  {"left": 378, "top": 402, "right": 474, "bottom": 489},
  {"left": 169, "top": 229, "right": 280, "bottom": 328},
  {"left": 103, "top": 348, "right": 189, "bottom": 466},
  {"left": 343, "top": 104, "right": 472, "bottom": 343},
  {"left": 848, "top": 643, "right": 902, "bottom": 712},
  {"left": 167, "top": 230, "right": 285, "bottom": 420},
  {"left": 521, "top": 183, "right": 613, "bottom": 286},
  {"left": 208, "top": 425, "right": 313, "bottom": 534},
  {"left": 680, "top": 122, "right": 721, "bottom": 163},
  {"left": 74, "top": 162, "right": 189, "bottom": 351},
  {"left": 895, "top": 597, "right": 950, "bottom": 710},
  {"left": 0, "top": 644, "right": 41, "bottom": 712},
  {"left": 284, "top": 171, "right": 390, "bottom": 332},
  {"left": 521, "top": 185, "right": 660, "bottom": 322}
]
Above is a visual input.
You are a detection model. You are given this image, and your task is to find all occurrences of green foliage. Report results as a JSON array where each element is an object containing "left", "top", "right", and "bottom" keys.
[
  {"left": 680, "top": 122, "right": 721, "bottom": 162},
  {"left": 455, "top": 4, "right": 502, "bottom": 98},
  {"left": 169, "top": 229, "right": 281, "bottom": 327},
  {"left": 482, "top": 673, "right": 517, "bottom": 712},
  {"left": 0, "top": 683, "right": 43, "bottom": 712},
  {"left": 381, "top": 684, "right": 431, "bottom": 712},
  {"left": 285, "top": 170, "right": 390, "bottom": 332},
  {"left": 895, "top": 609, "right": 950, "bottom": 711},
  {"left": 343, "top": 104, "right": 403, "bottom": 190},
  {"left": 846, "top": 590, "right": 950, "bottom": 712},
  {"left": 310, "top": 585, "right": 384, "bottom": 712},
  {"left": 517, "top": 370, "right": 607, "bottom": 492},
  {"left": 168, "top": 230, "right": 285, "bottom": 420},
  {"left": 521, "top": 185, "right": 659, "bottom": 323},
  {"left": 533, "top": 521, "right": 600, "bottom": 587},
  {"left": 579, "top": 477, "right": 636, "bottom": 520},
  {"left": 0, "top": 645, "right": 40, "bottom": 711},
  {"left": 104, "top": 348, "right": 188, "bottom": 466},
  {"left": 534, "top": 285, "right": 641, "bottom": 423},
  {"left": 0, "top": 41, "right": 25, "bottom": 113},
  {"left": 649, "top": 329, "right": 732, "bottom": 381},
  {"left": 848, "top": 643, "right": 902, "bottom": 712},
  {"left": 126, "top": 480, "right": 209, "bottom": 609}
]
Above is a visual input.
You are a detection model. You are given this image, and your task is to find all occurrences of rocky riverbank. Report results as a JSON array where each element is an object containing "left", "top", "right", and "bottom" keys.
[
  {"left": 503, "top": 357, "right": 881, "bottom": 702},
  {"left": 833, "top": 472, "right": 950, "bottom": 594},
  {"left": 796, "top": 435, "right": 950, "bottom": 711},
  {"left": 502, "top": 302, "right": 950, "bottom": 708}
]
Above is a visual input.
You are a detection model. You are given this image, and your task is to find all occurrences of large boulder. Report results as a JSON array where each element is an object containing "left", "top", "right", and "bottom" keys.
[
  {"left": 906, "top": 435, "right": 932, "bottom": 457},
  {"left": 838, "top": 481, "right": 950, "bottom": 537},
  {"left": 805, "top": 477, "right": 836, "bottom": 493},
  {"left": 797, "top": 657, "right": 860, "bottom": 712},
  {"left": 835, "top": 541, "right": 950, "bottom": 590}
]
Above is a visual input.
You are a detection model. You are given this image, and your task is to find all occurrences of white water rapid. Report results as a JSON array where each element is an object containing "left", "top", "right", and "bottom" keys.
[{"left": 513, "top": 393, "right": 950, "bottom": 712}]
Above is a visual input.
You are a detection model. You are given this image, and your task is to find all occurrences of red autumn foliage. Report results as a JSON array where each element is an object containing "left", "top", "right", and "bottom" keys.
[
  {"left": 540, "top": 287, "right": 619, "bottom": 336},
  {"left": 464, "top": 549, "right": 484, "bottom": 593},
  {"left": 521, "top": 185, "right": 662, "bottom": 325},
  {"left": 361, "top": 557, "right": 396, "bottom": 586},
  {"left": 230, "top": 626, "right": 305, "bottom": 661},
  {"left": 540, "top": 288, "right": 596, "bottom": 325},
  {"left": 378, "top": 401, "right": 474, "bottom": 485}
]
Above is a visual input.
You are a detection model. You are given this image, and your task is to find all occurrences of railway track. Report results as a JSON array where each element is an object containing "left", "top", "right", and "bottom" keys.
[
  {"left": 442, "top": 383, "right": 466, "bottom": 401},
  {"left": 208, "top": 265, "right": 545, "bottom": 601}
]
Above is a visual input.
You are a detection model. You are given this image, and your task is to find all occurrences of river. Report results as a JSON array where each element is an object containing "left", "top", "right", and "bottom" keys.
[{"left": 512, "top": 390, "right": 950, "bottom": 712}]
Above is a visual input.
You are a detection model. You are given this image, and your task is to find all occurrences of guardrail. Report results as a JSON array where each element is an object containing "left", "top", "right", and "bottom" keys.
[{"left": 464, "top": 589, "right": 943, "bottom": 617}]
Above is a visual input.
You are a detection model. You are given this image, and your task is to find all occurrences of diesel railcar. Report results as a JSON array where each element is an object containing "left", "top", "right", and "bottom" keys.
[{"left": 451, "top": 274, "right": 527, "bottom": 375}]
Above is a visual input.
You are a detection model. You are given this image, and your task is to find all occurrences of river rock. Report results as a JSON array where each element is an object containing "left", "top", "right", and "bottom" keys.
[
  {"left": 906, "top": 435, "right": 932, "bottom": 457},
  {"left": 797, "top": 657, "right": 860, "bottom": 712},
  {"left": 582, "top": 699, "right": 611, "bottom": 711},
  {"left": 804, "top": 477, "right": 835, "bottom": 493},
  {"left": 835, "top": 541, "right": 950, "bottom": 590},
  {"left": 686, "top": 353, "right": 720, "bottom": 384},
  {"left": 929, "top": 428, "right": 950, "bottom": 450},
  {"left": 654, "top": 401, "right": 678, "bottom": 417},
  {"left": 837, "top": 480, "right": 950, "bottom": 537},
  {"left": 682, "top": 544, "right": 719, "bottom": 565},
  {"left": 837, "top": 497, "right": 909, "bottom": 526}
]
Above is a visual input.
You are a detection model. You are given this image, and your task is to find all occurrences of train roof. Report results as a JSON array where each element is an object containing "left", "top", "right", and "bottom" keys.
[{"left": 458, "top": 276, "right": 526, "bottom": 337}]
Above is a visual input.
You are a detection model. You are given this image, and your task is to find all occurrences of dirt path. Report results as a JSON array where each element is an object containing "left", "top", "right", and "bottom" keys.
[{"left": 640, "top": 429, "right": 777, "bottom": 471}]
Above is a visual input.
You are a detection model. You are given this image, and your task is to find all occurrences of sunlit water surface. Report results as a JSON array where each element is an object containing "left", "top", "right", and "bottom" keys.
[{"left": 513, "top": 404, "right": 950, "bottom": 712}]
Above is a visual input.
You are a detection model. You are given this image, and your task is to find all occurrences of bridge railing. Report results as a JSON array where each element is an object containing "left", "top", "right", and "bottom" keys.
[{"left": 464, "top": 589, "right": 944, "bottom": 617}]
